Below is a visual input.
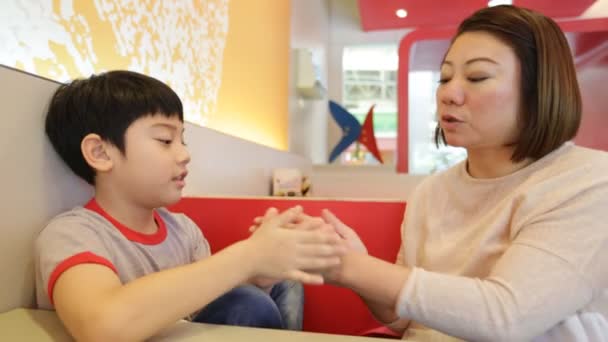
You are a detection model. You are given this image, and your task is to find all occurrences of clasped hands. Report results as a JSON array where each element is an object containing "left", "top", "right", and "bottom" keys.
[{"left": 246, "top": 206, "right": 368, "bottom": 288}]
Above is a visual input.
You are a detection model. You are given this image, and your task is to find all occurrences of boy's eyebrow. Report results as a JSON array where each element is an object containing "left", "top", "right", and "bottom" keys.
[{"left": 151, "top": 123, "right": 185, "bottom": 132}]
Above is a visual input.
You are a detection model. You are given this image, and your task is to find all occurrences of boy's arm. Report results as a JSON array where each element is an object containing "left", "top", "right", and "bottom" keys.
[
  {"left": 53, "top": 240, "right": 259, "bottom": 342},
  {"left": 52, "top": 207, "right": 343, "bottom": 342}
]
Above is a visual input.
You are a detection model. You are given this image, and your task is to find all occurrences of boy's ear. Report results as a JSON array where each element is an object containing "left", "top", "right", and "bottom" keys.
[{"left": 81, "top": 133, "right": 114, "bottom": 172}]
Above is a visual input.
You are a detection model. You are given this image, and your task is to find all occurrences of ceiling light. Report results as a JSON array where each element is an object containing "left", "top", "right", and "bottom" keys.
[
  {"left": 488, "top": 0, "right": 512, "bottom": 6},
  {"left": 395, "top": 9, "right": 408, "bottom": 18}
]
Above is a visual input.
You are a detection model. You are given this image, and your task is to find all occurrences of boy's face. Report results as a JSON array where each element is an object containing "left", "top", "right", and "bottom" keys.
[{"left": 109, "top": 114, "right": 190, "bottom": 208}]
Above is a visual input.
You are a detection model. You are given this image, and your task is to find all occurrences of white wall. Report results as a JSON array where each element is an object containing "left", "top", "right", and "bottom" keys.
[
  {"left": 289, "top": 0, "right": 330, "bottom": 164},
  {"left": 326, "top": 0, "right": 412, "bottom": 164},
  {"left": 287, "top": 0, "right": 426, "bottom": 201},
  {"left": 289, "top": 0, "right": 413, "bottom": 166}
]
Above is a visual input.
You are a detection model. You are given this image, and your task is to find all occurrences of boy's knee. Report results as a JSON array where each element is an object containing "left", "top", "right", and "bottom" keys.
[
  {"left": 277, "top": 280, "right": 304, "bottom": 293},
  {"left": 271, "top": 280, "right": 304, "bottom": 307},
  {"left": 270, "top": 281, "right": 305, "bottom": 330},
  {"left": 224, "top": 285, "right": 283, "bottom": 329}
]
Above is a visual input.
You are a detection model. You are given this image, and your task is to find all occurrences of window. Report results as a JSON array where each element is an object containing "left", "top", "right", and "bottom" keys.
[
  {"left": 341, "top": 45, "right": 398, "bottom": 165},
  {"left": 343, "top": 46, "right": 398, "bottom": 140},
  {"left": 408, "top": 71, "right": 466, "bottom": 174},
  {"left": 340, "top": 45, "right": 466, "bottom": 171}
]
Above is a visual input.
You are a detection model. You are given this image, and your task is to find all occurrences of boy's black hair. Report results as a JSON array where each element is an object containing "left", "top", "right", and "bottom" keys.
[{"left": 45, "top": 70, "right": 184, "bottom": 185}]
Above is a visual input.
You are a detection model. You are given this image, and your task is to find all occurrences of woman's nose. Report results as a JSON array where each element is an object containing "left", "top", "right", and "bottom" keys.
[{"left": 438, "top": 79, "right": 465, "bottom": 106}]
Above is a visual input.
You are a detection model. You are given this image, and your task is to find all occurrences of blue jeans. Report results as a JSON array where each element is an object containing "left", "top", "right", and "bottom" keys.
[{"left": 193, "top": 280, "right": 304, "bottom": 330}]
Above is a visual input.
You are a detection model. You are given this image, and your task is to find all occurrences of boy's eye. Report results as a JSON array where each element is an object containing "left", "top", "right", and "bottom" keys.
[
  {"left": 438, "top": 78, "right": 450, "bottom": 84},
  {"left": 157, "top": 139, "right": 172, "bottom": 145}
]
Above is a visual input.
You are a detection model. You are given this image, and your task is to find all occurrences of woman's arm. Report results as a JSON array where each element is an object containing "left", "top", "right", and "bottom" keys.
[
  {"left": 321, "top": 210, "right": 411, "bottom": 331},
  {"left": 340, "top": 253, "right": 411, "bottom": 332},
  {"left": 324, "top": 179, "right": 606, "bottom": 341}
]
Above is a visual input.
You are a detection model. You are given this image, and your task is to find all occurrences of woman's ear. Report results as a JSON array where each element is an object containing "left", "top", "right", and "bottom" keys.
[{"left": 81, "top": 133, "right": 114, "bottom": 172}]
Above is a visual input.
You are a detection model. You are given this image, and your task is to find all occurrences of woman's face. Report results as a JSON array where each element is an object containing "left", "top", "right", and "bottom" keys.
[{"left": 436, "top": 31, "right": 522, "bottom": 151}]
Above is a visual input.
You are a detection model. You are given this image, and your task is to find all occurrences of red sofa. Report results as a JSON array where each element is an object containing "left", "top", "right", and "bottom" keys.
[{"left": 169, "top": 197, "right": 405, "bottom": 337}]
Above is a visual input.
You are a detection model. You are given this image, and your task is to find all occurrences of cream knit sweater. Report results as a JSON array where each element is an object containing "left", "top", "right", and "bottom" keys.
[{"left": 396, "top": 143, "right": 608, "bottom": 341}]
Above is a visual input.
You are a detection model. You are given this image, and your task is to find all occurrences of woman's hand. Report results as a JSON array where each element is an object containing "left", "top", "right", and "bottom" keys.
[
  {"left": 321, "top": 209, "right": 368, "bottom": 255},
  {"left": 304, "top": 209, "right": 369, "bottom": 285}
]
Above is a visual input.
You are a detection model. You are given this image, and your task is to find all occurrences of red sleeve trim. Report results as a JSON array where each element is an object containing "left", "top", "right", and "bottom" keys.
[{"left": 47, "top": 251, "right": 118, "bottom": 305}]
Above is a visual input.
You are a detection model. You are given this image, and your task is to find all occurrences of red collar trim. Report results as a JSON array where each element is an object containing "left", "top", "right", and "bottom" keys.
[{"left": 84, "top": 198, "right": 167, "bottom": 245}]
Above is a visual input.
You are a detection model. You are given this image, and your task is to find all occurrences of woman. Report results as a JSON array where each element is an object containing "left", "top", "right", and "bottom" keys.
[{"left": 319, "top": 5, "right": 608, "bottom": 341}]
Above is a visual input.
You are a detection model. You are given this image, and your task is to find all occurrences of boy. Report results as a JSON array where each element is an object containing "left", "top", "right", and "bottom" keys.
[{"left": 36, "top": 70, "right": 343, "bottom": 341}]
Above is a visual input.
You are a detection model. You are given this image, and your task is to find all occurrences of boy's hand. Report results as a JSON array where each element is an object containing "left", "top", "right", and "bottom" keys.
[
  {"left": 249, "top": 209, "right": 326, "bottom": 233},
  {"left": 248, "top": 208, "right": 293, "bottom": 290},
  {"left": 248, "top": 208, "right": 340, "bottom": 289},
  {"left": 245, "top": 206, "right": 346, "bottom": 285},
  {"left": 254, "top": 208, "right": 368, "bottom": 285},
  {"left": 252, "top": 208, "right": 367, "bottom": 252}
]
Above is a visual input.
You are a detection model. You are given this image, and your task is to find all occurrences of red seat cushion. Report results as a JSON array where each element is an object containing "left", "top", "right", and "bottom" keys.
[{"left": 169, "top": 197, "right": 405, "bottom": 336}]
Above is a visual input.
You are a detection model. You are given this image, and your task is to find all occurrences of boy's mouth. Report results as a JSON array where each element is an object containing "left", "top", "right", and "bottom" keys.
[{"left": 173, "top": 171, "right": 188, "bottom": 181}]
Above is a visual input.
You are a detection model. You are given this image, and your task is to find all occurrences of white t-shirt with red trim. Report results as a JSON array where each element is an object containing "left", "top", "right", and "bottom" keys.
[{"left": 35, "top": 199, "right": 210, "bottom": 309}]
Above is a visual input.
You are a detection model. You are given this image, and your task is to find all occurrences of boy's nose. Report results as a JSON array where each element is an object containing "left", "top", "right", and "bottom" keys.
[{"left": 177, "top": 145, "right": 191, "bottom": 165}]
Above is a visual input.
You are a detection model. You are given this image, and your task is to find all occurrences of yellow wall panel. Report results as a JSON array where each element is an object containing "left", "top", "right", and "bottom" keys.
[{"left": 211, "top": 0, "right": 290, "bottom": 150}]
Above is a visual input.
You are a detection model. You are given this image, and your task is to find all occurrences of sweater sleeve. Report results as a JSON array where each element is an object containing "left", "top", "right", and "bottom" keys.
[{"left": 396, "top": 167, "right": 608, "bottom": 341}]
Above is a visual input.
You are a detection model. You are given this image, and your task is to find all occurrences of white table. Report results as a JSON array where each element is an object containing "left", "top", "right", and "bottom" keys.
[{"left": 0, "top": 309, "right": 392, "bottom": 341}]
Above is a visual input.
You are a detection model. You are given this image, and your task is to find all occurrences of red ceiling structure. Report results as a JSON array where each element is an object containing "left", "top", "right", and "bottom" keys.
[
  {"left": 357, "top": 0, "right": 598, "bottom": 31},
  {"left": 355, "top": 0, "right": 607, "bottom": 173},
  {"left": 395, "top": 18, "right": 608, "bottom": 173}
]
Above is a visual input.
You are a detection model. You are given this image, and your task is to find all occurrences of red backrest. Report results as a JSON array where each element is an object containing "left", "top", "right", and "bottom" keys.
[{"left": 169, "top": 197, "right": 405, "bottom": 336}]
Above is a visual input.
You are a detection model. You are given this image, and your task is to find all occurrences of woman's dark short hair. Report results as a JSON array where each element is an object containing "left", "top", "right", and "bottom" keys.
[
  {"left": 435, "top": 5, "right": 581, "bottom": 161},
  {"left": 45, "top": 70, "right": 184, "bottom": 185}
]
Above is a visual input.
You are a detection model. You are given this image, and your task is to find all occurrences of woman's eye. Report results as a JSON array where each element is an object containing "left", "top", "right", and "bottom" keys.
[
  {"left": 157, "top": 139, "right": 172, "bottom": 145},
  {"left": 468, "top": 76, "right": 488, "bottom": 82},
  {"left": 438, "top": 78, "right": 450, "bottom": 84}
]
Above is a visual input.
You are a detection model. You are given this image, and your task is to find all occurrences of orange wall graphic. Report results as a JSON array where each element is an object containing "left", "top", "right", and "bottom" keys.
[{"left": 0, "top": 0, "right": 290, "bottom": 150}]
